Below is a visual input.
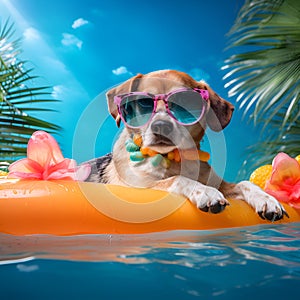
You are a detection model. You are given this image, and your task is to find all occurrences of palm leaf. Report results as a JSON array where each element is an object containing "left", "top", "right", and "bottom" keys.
[
  {"left": 0, "top": 19, "right": 61, "bottom": 163},
  {"left": 223, "top": 0, "right": 300, "bottom": 177},
  {"left": 239, "top": 111, "right": 300, "bottom": 178}
]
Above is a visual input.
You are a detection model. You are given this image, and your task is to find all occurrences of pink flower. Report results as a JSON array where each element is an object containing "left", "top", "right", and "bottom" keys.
[
  {"left": 265, "top": 152, "right": 300, "bottom": 208},
  {"left": 8, "top": 131, "right": 91, "bottom": 181}
]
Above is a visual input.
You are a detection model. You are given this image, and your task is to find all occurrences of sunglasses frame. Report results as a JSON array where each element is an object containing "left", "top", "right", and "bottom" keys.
[{"left": 114, "top": 88, "right": 210, "bottom": 128}]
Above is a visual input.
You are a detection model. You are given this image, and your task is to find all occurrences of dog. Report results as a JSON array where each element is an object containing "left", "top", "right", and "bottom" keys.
[{"left": 85, "top": 70, "right": 288, "bottom": 221}]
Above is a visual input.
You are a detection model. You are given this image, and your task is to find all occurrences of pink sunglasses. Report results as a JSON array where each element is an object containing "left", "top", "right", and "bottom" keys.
[{"left": 114, "top": 88, "right": 209, "bottom": 128}]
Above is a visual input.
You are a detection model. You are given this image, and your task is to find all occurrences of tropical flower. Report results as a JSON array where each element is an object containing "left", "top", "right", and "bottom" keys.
[
  {"left": 265, "top": 152, "right": 300, "bottom": 208},
  {"left": 8, "top": 131, "right": 91, "bottom": 181}
]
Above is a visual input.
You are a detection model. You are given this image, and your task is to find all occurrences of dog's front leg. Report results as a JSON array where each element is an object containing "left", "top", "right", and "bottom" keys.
[
  {"left": 231, "top": 181, "right": 288, "bottom": 221},
  {"left": 155, "top": 175, "right": 229, "bottom": 213}
]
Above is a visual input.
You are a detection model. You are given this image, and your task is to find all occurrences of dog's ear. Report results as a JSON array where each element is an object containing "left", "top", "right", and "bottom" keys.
[
  {"left": 106, "top": 73, "right": 143, "bottom": 127},
  {"left": 199, "top": 82, "right": 234, "bottom": 132}
]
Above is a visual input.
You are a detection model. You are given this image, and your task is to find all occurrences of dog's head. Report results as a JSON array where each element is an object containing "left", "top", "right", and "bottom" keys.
[{"left": 106, "top": 70, "right": 234, "bottom": 154}]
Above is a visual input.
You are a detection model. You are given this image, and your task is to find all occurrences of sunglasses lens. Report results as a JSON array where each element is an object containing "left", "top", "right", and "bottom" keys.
[
  {"left": 120, "top": 95, "right": 154, "bottom": 127},
  {"left": 168, "top": 91, "right": 205, "bottom": 124}
]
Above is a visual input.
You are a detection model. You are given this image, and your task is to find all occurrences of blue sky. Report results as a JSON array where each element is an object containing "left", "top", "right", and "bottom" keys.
[{"left": 0, "top": 0, "right": 261, "bottom": 182}]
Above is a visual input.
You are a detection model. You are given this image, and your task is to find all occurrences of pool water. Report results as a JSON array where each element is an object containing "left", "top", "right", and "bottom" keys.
[{"left": 1, "top": 223, "right": 300, "bottom": 299}]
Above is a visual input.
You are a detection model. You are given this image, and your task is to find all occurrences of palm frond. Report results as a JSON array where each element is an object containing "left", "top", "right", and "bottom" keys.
[
  {"left": 239, "top": 111, "right": 300, "bottom": 178},
  {"left": 223, "top": 0, "right": 300, "bottom": 125},
  {"left": 223, "top": 0, "right": 300, "bottom": 177},
  {"left": 0, "top": 19, "right": 61, "bottom": 163}
]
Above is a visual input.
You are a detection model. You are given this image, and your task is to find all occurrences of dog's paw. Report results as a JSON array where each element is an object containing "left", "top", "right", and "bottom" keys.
[
  {"left": 168, "top": 176, "right": 229, "bottom": 214},
  {"left": 199, "top": 199, "right": 229, "bottom": 214},
  {"left": 256, "top": 197, "right": 289, "bottom": 221},
  {"left": 236, "top": 181, "right": 289, "bottom": 221},
  {"left": 190, "top": 185, "right": 229, "bottom": 214}
]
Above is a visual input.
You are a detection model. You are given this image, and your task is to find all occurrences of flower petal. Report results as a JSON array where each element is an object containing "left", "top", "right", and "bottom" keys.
[
  {"left": 265, "top": 186, "right": 291, "bottom": 203},
  {"left": 45, "top": 160, "right": 91, "bottom": 181},
  {"left": 290, "top": 181, "right": 300, "bottom": 202},
  {"left": 27, "top": 131, "right": 64, "bottom": 168},
  {"left": 42, "top": 159, "right": 75, "bottom": 179},
  {"left": 46, "top": 169, "right": 74, "bottom": 180},
  {"left": 8, "top": 158, "right": 43, "bottom": 179},
  {"left": 74, "top": 163, "right": 91, "bottom": 181},
  {"left": 265, "top": 152, "right": 300, "bottom": 205},
  {"left": 8, "top": 172, "right": 43, "bottom": 179},
  {"left": 270, "top": 152, "right": 300, "bottom": 185}
]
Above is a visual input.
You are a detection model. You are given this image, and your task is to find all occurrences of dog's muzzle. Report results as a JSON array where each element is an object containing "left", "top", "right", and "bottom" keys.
[{"left": 150, "top": 120, "right": 174, "bottom": 145}]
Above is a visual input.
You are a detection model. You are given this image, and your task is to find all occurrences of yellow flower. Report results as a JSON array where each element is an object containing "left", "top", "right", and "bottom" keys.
[{"left": 250, "top": 165, "right": 273, "bottom": 189}]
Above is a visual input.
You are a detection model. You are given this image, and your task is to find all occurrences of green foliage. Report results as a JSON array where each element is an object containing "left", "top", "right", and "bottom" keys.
[
  {"left": 0, "top": 19, "right": 60, "bottom": 163},
  {"left": 223, "top": 0, "right": 300, "bottom": 174}
]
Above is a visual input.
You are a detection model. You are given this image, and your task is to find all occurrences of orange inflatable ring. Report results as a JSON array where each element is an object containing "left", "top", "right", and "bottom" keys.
[{"left": 1, "top": 179, "right": 300, "bottom": 236}]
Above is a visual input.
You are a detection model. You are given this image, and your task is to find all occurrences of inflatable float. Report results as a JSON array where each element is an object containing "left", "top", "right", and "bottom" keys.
[
  {"left": 1, "top": 131, "right": 299, "bottom": 236},
  {"left": 0, "top": 179, "right": 300, "bottom": 236}
]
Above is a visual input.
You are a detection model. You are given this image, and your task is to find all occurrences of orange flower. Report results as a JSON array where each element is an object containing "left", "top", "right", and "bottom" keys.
[
  {"left": 8, "top": 131, "right": 91, "bottom": 181},
  {"left": 265, "top": 152, "right": 300, "bottom": 208}
]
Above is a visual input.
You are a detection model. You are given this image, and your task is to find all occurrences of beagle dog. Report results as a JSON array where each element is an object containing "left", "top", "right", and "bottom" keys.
[{"left": 86, "top": 70, "right": 287, "bottom": 221}]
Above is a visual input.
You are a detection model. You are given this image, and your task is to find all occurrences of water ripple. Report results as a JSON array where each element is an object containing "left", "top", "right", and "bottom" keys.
[{"left": 0, "top": 223, "right": 300, "bottom": 268}]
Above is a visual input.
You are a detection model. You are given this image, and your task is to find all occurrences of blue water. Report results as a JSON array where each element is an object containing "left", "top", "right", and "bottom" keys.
[{"left": 1, "top": 223, "right": 300, "bottom": 300}]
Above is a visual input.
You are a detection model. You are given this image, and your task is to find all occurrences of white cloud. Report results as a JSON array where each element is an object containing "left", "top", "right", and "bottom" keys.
[
  {"left": 23, "top": 27, "right": 40, "bottom": 41},
  {"left": 42, "top": 56, "right": 68, "bottom": 75},
  {"left": 61, "top": 33, "right": 83, "bottom": 50},
  {"left": 72, "top": 18, "right": 89, "bottom": 29},
  {"left": 112, "top": 66, "right": 132, "bottom": 76},
  {"left": 52, "top": 84, "right": 88, "bottom": 101},
  {"left": 188, "top": 68, "right": 210, "bottom": 82},
  {"left": 52, "top": 85, "right": 67, "bottom": 99}
]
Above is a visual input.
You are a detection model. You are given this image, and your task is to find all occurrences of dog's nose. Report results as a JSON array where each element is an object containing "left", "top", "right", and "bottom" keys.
[{"left": 151, "top": 120, "right": 174, "bottom": 137}]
